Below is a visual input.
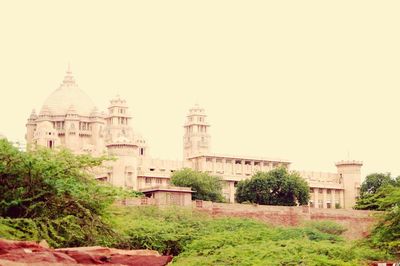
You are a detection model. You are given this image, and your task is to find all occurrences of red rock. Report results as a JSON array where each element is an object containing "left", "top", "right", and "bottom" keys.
[
  {"left": 0, "top": 239, "right": 172, "bottom": 266},
  {"left": 59, "top": 250, "right": 108, "bottom": 264},
  {"left": 109, "top": 254, "right": 173, "bottom": 266},
  {"left": 0, "top": 251, "right": 77, "bottom": 263},
  {"left": 0, "top": 239, "right": 47, "bottom": 255}
]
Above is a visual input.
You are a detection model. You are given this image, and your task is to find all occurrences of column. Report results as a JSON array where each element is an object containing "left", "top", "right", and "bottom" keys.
[
  {"left": 241, "top": 160, "right": 245, "bottom": 176},
  {"left": 269, "top": 162, "right": 274, "bottom": 171},
  {"left": 222, "top": 158, "right": 226, "bottom": 174},
  {"left": 200, "top": 157, "right": 206, "bottom": 171},
  {"left": 314, "top": 188, "right": 319, "bottom": 209},
  {"left": 250, "top": 161, "right": 255, "bottom": 174},
  {"left": 229, "top": 181, "right": 235, "bottom": 203},
  {"left": 260, "top": 161, "right": 264, "bottom": 172},
  {"left": 331, "top": 189, "right": 335, "bottom": 209},
  {"left": 339, "top": 190, "right": 344, "bottom": 209},
  {"left": 232, "top": 160, "right": 236, "bottom": 175},
  {"left": 322, "top": 189, "right": 327, "bottom": 209},
  {"left": 212, "top": 157, "right": 217, "bottom": 173}
]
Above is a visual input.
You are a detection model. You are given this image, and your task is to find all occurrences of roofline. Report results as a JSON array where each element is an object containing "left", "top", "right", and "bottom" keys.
[{"left": 187, "top": 153, "right": 291, "bottom": 163}]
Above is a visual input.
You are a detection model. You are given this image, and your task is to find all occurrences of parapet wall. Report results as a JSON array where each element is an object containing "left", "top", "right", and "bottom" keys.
[{"left": 194, "top": 201, "right": 379, "bottom": 240}]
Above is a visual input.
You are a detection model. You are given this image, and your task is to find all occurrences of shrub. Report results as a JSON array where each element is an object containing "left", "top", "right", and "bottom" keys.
[{"left": 303, "top": 221, "right": 347, "bottom": 236}]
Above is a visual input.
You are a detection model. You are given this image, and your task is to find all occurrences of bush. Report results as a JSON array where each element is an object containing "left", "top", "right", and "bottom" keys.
[
  {"left": 0, "top": 139, "right": 124, "bottom": 247},
  {"left": 303, "top": 221, "right": 347, "bottom": 236},
  {"left": 106, "top": 205, "right": 392, "bottom": 265}
]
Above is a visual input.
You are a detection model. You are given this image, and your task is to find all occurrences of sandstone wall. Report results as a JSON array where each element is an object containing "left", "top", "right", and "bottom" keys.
[{"left": 193, "top": 201, "right": 379, "bottom": 240}]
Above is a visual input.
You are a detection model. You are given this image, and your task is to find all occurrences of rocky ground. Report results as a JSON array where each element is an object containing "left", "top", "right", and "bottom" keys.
[{"left": 0, "top": 239, "right": 172, "bottom": 266}]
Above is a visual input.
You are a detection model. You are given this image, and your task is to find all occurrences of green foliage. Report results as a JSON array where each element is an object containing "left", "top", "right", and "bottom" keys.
[
  {"left": 0, "top": 139, "right": 123, "bottom": 247},
  {"left": 170, "top": 168, "right": 224, "bottom": 202},
  {"left": 107, "top": 205, "right": 391, "bottom": 265},
  {"left": 110, "top": 206, "right": 210, "bottom": 255},
  {"left": 235, "top": 167, "right": 310, "bottom": 206},
  {"left": 355, "top": 173, "right": 398, "bottom": 210},
  {"left": 303, "top": 221, "right": 347, "bottom": 236},
  {"left": 369, "top": 185, "right": 400, "bottom": 254},
  {"left": 360, "top": 173, "right": 396, "bottom": 195}
]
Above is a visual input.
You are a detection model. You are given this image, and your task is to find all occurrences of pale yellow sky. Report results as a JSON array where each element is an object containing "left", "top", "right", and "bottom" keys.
[{"left": 0, "top": 1, "right": 399, "bottom": 177}]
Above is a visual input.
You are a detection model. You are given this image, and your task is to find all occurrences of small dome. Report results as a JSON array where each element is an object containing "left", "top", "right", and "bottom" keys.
[
  {"left": 188, "top": 103, "right": 206, "bottom": 115},
  {"left": 40, "top": 68, "right": 96, "bottom": 117}
]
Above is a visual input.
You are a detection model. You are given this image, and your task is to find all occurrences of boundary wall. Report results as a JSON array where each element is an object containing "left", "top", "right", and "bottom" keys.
[{"left": 120, "top": 199, "right": 379, "bottom": 240}]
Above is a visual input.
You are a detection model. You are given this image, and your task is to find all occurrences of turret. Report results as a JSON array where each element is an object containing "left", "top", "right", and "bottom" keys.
[
  {"left": 89, "top": 107, "right": 105, "bottom": 155},
  {"left": 183, "top": 104, "right": 211, "bottom": 160},
  {"left": 335, "top": 160, "right": 363, "bottom": 209},
  {"left": 104, "top": 95, "right": 138, "bottom": 189},
  {"left": 25, "top": 109, "right": 38, "bottom": 147}
]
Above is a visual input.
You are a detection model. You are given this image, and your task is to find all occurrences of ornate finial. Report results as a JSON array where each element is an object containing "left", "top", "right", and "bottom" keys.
[{"left": 62, "top": 63, "right": 75, "bottom": 85}]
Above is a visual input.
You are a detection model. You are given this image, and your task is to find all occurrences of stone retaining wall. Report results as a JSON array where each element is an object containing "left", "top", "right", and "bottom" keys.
[{"left": 193, "top": 201, "right": 379, "bottom": 239}]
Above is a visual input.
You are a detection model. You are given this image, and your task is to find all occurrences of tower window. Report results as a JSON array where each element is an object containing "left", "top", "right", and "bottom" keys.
[
  {"left": 140, "top": 148, "right": 144, "bottom": 155},
  {"left": 48, "top": 140, "right": 53, "bottom": 149}
]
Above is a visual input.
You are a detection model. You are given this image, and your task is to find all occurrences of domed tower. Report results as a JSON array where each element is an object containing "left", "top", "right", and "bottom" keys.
[
  {"left": 104, "top": 95, "right": 138, "bottom": 188},
  {"left": 183, "top": 104, "right": 211, "bottom": 160},
  {"left": 26, "top": 66, "right": 103, "bottom": 154},
  {"left": 336, "top": 160, "right": 363, "bottom": 209}
]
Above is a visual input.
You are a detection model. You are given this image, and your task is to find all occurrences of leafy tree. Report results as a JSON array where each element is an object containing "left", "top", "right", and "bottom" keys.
[
  {"left": 0, "top": 139, "right": 123, "bottom": 247},
  {"left": 235, "top": 167, "right": 309, "bottom": 206},
  {"left": 369, "top": 185, "right": 400, "bottom": 254},
  {"left": 355, "top": 173, "right": 398, "bottom": 210},
  {"left": 170, "top": 168, "right": 224, "bottom": 202},
  {"left": 360, "top": 173, "right": 396, "bottom": 195}
]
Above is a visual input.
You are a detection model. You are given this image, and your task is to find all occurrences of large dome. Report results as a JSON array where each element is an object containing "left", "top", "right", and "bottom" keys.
[{"left": 40, "top": 69, "right": 96, "bottom": 117}]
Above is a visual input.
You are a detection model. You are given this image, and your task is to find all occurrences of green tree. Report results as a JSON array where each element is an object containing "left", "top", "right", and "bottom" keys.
[
  {"left": 355, "top": 173, "right": 397, "bottom": 210},
  {"left": 0, "top": 139, "right": 122, "bottom": 247},
  {"left": 360, "top": 173, "right": 396, "bottom": 195},
  {"left": 370, "top": 185, "right": 400, "bottom": 254},
  {"left": 235, "top": 167, "right": 309, "bottom": 206},
  {"left": 170, "top": 168, "right": 224, "bottom": 202}
]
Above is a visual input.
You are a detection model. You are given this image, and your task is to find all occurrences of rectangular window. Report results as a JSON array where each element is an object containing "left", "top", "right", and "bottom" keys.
[
  {"left": 145, "top": 177, "right": 152, "bottom": 184},
  {"left": 156, "top": 179, "right": 162, "bottom": 184},
  {"left": 319, "top": 188, "right": 323, "bottom": 194}
]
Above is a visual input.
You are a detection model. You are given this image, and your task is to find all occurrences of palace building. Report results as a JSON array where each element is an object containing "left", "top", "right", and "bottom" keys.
[{"left": 25, "top": 68, "right": 362, "bottom": 209}]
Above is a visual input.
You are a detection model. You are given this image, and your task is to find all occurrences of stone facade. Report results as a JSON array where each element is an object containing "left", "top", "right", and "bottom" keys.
[{"left": 25, "top": 68, "right": 362, "bottom": 209}]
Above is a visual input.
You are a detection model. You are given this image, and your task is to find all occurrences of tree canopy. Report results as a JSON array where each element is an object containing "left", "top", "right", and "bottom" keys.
[
  {"left": 368, "top": 185, "right": 400, "bottom": 254},
  {"left": 0, "top": 139, "right": 122, "bottom": 247},
  {"left": 235, "top": 167, "right": 310, "bottom": 206},
  {"left": 170, "top": 168, "right": 225, "bottom": 202},
  {"left": 355, "top": 173, "right": 399, "bottom": 210}
]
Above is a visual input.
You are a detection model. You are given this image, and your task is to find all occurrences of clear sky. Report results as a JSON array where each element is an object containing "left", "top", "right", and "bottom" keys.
[{"left": 0, "top": 1, "right": 399, "bottom": 178}]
